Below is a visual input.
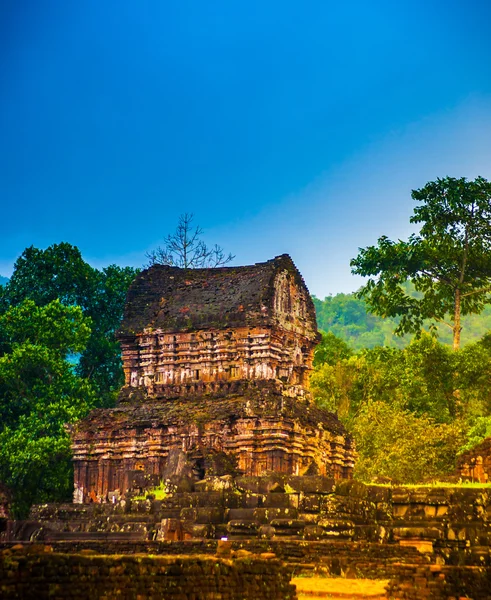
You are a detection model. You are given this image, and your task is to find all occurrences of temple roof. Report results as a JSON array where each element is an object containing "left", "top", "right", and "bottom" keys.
[{"left": 118, "top": 254, "right": 317, "bottom": 336}]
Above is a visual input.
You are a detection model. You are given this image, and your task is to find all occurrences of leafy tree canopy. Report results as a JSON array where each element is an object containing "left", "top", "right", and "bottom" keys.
[
  {"left": 0, "top": 300, "right": 96, "bottom": 516},
  {"left": 314, "top": 331, "right": 353, "bottom": 366},
  {"left": 0, "top": 299, "right": 91, "bottom": 358},
  {"left": 311, "top": 333, "right": 457, "bottom": 424},
  {"left": 351, "top": 401, "right": 464, "bottom": 483},
  {"left": 310, "top": 329, "right": 491, "bottom": 482},
  {"left": 351, "top": 177, "right": 491, "bottom": 349},
  {"left": 1, "top": 243, "right": 138, "bottom": 405}
]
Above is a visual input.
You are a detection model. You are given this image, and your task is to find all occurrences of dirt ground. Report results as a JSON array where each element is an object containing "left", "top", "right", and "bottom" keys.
[{"left": 291, "top": 576, "right": 389, "bottom": 599}]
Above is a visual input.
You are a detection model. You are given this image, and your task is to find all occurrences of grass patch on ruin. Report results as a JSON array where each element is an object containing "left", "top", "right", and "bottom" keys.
[
  {"left": 133, "top": 481, "right": 168, "bottom": 500},
  {"left": 366, "top": 481, "right": 491, "bottom": 489}
]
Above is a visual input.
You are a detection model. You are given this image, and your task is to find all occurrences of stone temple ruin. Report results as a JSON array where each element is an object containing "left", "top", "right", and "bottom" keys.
[
  {"left": 71, "top": 254, "right": 354, "bottom": 503},
  {"left": 4, "top": 255, "right": 491, "bottom": 599}
]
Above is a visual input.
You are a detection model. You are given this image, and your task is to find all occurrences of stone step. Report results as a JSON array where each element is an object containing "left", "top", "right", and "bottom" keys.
[
  {"left": 227, "top": 519, "right": 260, "bottom": 538},
  {"left": 270, "top": 518, "right": 306, "bottom": 537},
  {"left": 264, "top": 493, "right": 293, "bottom": 508},
  {"left": 227, "top": 508, "right": 257, "bottom": 521},
  {"left": 253, "top": 507, "right": 299, "bottom": 522},
  {"left": 270, "top": 518, "right": 305, "bottom": 529},
  {"left": 180, "top": 507, "right": 225, "bottom": 524},
  {"left": 239, "top": 493, "right": 263, "bottom": 508},
  {"left": 45, "top": 531, "right": 147, "bottom": 542},
  {"left": 157, "top": 509, "right": 182, "bottom": 519}
]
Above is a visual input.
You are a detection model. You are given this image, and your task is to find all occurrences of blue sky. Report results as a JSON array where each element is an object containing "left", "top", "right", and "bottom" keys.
[{"left": 1, "top": 0, "right": 491, "bottom": 297}]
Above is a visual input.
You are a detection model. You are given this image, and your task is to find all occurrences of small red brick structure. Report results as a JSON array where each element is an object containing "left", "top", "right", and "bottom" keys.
[
  {"left": 457, "top": 438, "right": 491, "bottom": 483},
  {"left": 71, "top": 255, "right": 354, "bottom": 503}
]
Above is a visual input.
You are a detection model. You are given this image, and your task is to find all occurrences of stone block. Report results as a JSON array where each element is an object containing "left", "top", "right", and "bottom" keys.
[
  {"left": 285, "top": 476, "right": 336, "bottom": 494},
  {"left": 300, "top": 493, "right": 321, "bottom": 513},
  {"left": 264, "top": 493, "right": 292, "bottom": 508},
  {"left": 227, "top": 508, "right": 256, "bottom": 521},
  {"left": 253, "top": 507, "right": 298, "bottom": 523},
  {"left": 335, "top": 479, "right": 368, "bottom": 498},
  {"left": 195, "top": 507, "right": 224, "bottom": 524}
]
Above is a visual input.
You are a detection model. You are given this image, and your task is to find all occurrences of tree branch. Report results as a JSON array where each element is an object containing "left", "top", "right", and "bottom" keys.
[{"left": 461, "top": 286, "right": 491, "bottom": 298}]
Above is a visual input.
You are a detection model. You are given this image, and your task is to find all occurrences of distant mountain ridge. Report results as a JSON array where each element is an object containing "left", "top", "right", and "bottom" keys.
[{"left": 313, "top": 291, "right": 491, "bottom": 350}]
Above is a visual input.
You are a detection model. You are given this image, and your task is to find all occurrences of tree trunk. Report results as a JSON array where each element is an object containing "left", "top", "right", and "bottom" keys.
[{"left": 453, "top": 288, "right": 462, "bottom": 351}]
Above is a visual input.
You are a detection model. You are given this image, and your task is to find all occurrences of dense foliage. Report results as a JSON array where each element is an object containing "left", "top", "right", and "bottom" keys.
[
  {"left": 311, "top": 331, "right": 491, "bottom": 482},
  {"left": 0, "top": 300, "right": 97, "bottom": 516},
  {"left": 0, "top": 244, "right": 137, "bottom": 515},
  {"left": 1, "top": 243, "right": 138, "bottom": 406}
]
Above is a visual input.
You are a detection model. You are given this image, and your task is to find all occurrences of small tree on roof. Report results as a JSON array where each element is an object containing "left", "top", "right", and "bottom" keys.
[{"left": 145, "top": 213, "right": 235, "bottom": 269}]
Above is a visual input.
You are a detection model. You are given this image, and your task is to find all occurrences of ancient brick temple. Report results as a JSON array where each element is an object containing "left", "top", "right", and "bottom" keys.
[{"left": 71, "top": 255, "right": 354, "bottom": 503}]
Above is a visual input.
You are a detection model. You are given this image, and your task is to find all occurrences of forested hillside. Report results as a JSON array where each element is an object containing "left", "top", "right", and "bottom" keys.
[{"left": 313, "top": 292, "right": 491, "bottom": 350}]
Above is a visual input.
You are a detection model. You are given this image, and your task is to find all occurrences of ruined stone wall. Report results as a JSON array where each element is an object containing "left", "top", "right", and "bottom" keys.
[
  {"left": 0, "top": 548, "right": 296, "bottom": 600},
  {"left": 386, "top": 564, "right": 491, "bottom": 599},
  {"left": 71, "top": 407, "right": 353, "bottom": 502},
  {"left": 26, "top": 476, "right": 491, "bottom": 562}
]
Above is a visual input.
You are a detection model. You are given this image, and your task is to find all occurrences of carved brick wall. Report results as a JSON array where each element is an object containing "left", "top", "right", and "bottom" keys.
[
  {"left": 121, "top": 326, "right": 315, "bottom": 394},
  {"left": 71, "top": 390, "right": 354, "bottom": 503}
]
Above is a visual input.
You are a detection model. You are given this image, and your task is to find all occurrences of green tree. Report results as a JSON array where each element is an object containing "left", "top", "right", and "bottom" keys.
[
  {"left": 311, "top": 334, "right": 456, "bottom": 425},
  {"left": 1, "top": 243, "right": 138, "bottom": 405},
  {"left": 314, "top": 331, "right": 353, "bottom": 366},
  {"left": 4, "top": 243, "right": 93, "bottom": 308},
  {"left": 351, "top": 176, "right": 491, "bottom": 350},
  {"left": 0, "top": 301, "right": 96, "bottom": 516},
  {"left": 460, "top": 416, "right": 491, "bottom": 454},
  {"left": 77, "top": 264, "right": 138, "bottom": 403},
  {"left": 310, "top": 356, "right": 361, "bottom": 419},
  {"left": 351, "top": 401, "right": 464, "bottom": 483},
  {"left": 453, "top": 333, "right": 491, "bottom": 421}
]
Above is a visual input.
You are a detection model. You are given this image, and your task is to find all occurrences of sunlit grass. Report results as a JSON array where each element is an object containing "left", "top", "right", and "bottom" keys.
[
  {"left": 132, "top": 481, "right": 168, "bottom": 500},
  {"left": 365, "top": 481, "right": 491, "bottom": 489}
]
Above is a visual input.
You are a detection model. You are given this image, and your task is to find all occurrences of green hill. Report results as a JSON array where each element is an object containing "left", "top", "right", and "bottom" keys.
[{"left": 313, "top": 292, "right": 491, "bottom": 350}]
